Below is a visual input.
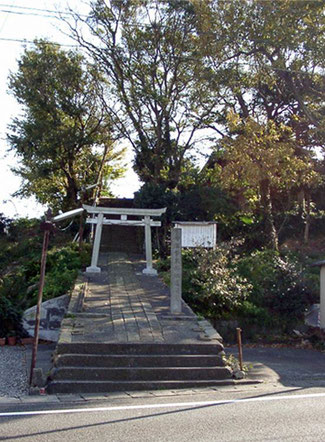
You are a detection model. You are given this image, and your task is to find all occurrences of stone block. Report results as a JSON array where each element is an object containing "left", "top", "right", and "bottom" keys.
[{"left": 23, "top": 294, "right": 69, "bottom": 342}]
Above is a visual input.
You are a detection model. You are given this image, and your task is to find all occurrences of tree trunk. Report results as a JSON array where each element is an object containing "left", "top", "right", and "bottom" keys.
[
  {"left": 260, "top": 178, "right": 278, "bottom": 251},
  {"left": 304, "top": 192, "right": 311, "bottom": 244},
  {"left": 65, "top": 173, "right": 79, "bottom": 210},
  {"left": 78, "top": 209, "right": 86, "bottom": 250}
]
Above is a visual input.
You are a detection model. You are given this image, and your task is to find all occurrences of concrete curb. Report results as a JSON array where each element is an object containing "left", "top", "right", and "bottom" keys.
[{"left": 0, "top": 380, "right": 264, "bottom": 405}]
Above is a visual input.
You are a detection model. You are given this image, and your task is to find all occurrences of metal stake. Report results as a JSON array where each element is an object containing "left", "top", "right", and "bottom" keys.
[{"left": 236, "top": 327, "right": 243, "bottom": 371}]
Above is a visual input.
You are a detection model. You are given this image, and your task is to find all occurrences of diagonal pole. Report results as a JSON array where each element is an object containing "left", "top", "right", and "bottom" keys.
[{"left": 29, "top": 210, "right": 54, "bottom": 386}]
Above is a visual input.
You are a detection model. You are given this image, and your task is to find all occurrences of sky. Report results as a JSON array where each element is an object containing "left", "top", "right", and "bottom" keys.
[{"left": 0, "top": 0, "right": 140, "bottom": 219}]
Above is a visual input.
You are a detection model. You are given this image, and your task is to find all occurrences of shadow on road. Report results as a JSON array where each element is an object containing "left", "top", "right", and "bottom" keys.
[{"left": 226, "top": 346, "right": 325, "bottom": 388}]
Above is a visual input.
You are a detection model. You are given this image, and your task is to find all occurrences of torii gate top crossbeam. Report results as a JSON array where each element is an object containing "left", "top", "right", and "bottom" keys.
[{"left": 83, "top": 204, "right": 166, "bottom": 217}]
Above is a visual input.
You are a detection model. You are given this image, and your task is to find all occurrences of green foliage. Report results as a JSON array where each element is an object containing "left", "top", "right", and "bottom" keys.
[
  {"left": 158, "top": 241, "right": 318, "bottom": 335},
  {"left": 194, "top": 0, "right": 325, "bottom": 140},
  {"left": 192, "top": 0, "right": 324, "bottom": 248},
  {"left": 0, "top": 296, "right": 24, "bottom": 338},
  {"left": 235, "top": 301, "right": 277, "bottom": 334},
  {"left": 63, "top": 1, "right": 325, "bottom": 252},
  {"left": 0, "top": 217, "right": 91, "bottom": 335},
  {"left": 220, "top": 114, "right": 315, "bottom": 197},
  {"left": 8, "top": 40, "right": 125, "bottom": 211},
  {"left": 237, "top": 249, "right": 313, "bottom": 329},
  {"left": 135, "top": 182, "right": 237, "bottom": 256},
  {"left": 181, "top": 243, "right": 251, "bottom": 319},
  {"left": 25, "top": 243, "right": 91, "bottom": 305},
  {"left": 134, "top": 183, "right": 179, "bottom": 224},
  {"left": 135, "top": 181, "right": 236, "bottom": 224},
  {"left": 216, "top": 115, "right": 319, "bottom": 249}
]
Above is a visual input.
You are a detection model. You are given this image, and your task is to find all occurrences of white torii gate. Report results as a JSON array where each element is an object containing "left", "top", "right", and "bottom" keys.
[{"left": 83, "top": 204, "right": 167, "bottom": 275}]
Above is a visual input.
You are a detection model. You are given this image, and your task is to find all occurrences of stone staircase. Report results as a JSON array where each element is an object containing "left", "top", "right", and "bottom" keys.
[
  {"left": 46, "top": 253, "right": 234, "bottom": 394},
  {"left": 47, "top": 342, "right": 232, "bottom": 394}
]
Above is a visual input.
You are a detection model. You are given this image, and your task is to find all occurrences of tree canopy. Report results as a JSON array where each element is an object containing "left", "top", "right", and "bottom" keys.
[
  {"left": 190, "top": 0, "right": 325, "bottom": 246},
  {"left": 8, "top": 40, "right": 126, "bottom": 212},
  {"left": 66, "top": 0, "right": 218, "bottom": 189},
  {"left": 7, "top": 1, "right": 325, "bottom": 248}
]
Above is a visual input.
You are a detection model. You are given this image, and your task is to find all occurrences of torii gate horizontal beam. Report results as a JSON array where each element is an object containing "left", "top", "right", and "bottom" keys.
[
  {"left": 83, "top": 204, "right": 166, "bottom": 217},
  {"left": 86, "top": 218, "right": 161, "bottom": 227}
]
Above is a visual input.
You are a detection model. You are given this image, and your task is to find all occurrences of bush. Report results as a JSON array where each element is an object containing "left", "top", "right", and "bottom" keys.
[
  {"left": 237, "top": 249, "right": 313, "bottom": 329},
  {"left": 236, "top": 301, "right": 275, "bottom": 327},
  {"left": 25, "top": 243, "right": 91, "bottom": 305},
  {"left": 0, "top": 216, "right": 92, "bottom": 336},
  {"left": 181, "top": 242, "right": 251, "bottom": 319},
  {"left": 0, "top": 296, "right": 24, "bottom": 338},
  {"left": 234, "top": 301, "right": 281, "bottom": 340},
  {"left": 0, "top": 241, "right": 91, "bottom": 311}
]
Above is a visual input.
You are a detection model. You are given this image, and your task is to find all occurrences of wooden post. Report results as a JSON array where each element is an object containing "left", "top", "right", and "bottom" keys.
[{"left": 236, "top": 327, "right": 243, "bottom": 371}]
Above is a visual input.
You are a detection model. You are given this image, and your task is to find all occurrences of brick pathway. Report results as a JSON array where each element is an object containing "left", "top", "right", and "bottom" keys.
[{"left": 60, "top": 252, "right": 220, "bottom": 345}]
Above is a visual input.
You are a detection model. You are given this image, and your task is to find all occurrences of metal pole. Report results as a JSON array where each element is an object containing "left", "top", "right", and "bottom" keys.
[
  {"left": 29, "top": 212, "right": 53, "bottom": 386},
  {"left": 236, "top": 327, "right": 243, "bottom": 371}
]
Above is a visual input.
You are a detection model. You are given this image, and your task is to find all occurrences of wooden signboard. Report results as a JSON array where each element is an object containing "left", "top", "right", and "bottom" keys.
[{"left": 174, "top": 222, "right": 217, "bottom": 248}]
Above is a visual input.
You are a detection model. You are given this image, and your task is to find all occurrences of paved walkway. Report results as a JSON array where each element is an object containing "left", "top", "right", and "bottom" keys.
[{"left": 59, "top": 252, "right": 221, "bottom": 345}]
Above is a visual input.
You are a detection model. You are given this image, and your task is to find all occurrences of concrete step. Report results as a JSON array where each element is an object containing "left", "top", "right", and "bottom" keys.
[
  {"left": 47, "top": 379, "right": 235, "bottom": 394},
  {"left": 56, "top": 354, "right": 226, "bottom": 368},
  {"left": 49, "top": 340, "right": 230, "bottom": 394},
  {"left": 52, "top": 366, "right": 232, "bottom": 382},
  {"left": 56, "top": 342, "right": 224, "bottom": 355}
]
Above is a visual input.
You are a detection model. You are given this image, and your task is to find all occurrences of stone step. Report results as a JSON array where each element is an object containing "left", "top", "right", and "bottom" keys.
[
  {"left": 47, "top": 379, "right": 235, "bottom": 394},
  {"left": 56, "top": 342, "right": 224, "bottom": 355},
  {"left": 56, "top": 354, "right": 226, "bottom": 368},
  {"left": 51, "top": 366, "right": 232, "bottom": 382}
]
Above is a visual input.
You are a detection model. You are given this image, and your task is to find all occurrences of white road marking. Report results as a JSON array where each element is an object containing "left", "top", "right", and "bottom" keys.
[{"left": 1, "top": 392, "right": 325, "bottom": 417}]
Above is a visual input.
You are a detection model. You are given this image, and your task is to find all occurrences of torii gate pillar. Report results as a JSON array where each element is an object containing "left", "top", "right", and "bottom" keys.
[
  {"left": 86, "top": 213, "right": 104, "bottom": 273},
  {"left": 143, "top": 215, "right": 157, "bottom": 275}
]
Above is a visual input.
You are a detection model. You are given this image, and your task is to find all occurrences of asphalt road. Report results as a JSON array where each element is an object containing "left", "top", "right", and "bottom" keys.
[
  {"left": 1, "top": 345, "right": 324, "bottom": 441},
  {"left": 1, "top": 387, "right": 325, "bottom": 441},
  {"left": 226, "top": 346, "right": 325, "bottom": 387}
]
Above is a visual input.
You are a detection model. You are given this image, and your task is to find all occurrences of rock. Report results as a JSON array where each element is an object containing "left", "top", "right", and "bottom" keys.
[
  {"left": 22, "top": 294, "right": 69, "bottom": 342},
  {"left": 31, "top": 368, "right": 45, "bottom": 388},
  {"left": 305, "top": 304, "right": 320, "bottom": 328},
  {"left": 301, "top": 339, "right": 313, "bottom": 349},
  {"left": 233, "top": 370, "right": 245, "bottom": 380},
  {"left": 29, "top": 387, "right": 41, "bottom": 396},
  {"left": 198, "top": 333, "right": 212, "bottom": 341}
]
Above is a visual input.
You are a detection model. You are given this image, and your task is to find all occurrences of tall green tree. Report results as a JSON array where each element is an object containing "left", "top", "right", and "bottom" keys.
[
  {"left": 67, "top": 0, "right": 216, "bottom": 189},
  {"left": 8, "top": 40, "right": 125, "bottom": 212},
  {"left": 192, "top": 0, "right": 324, "bottom": 243},
  {"left": 193, "top": 0, "right": 325, "bottom": 134},
  {"left": 217, "top": 112, "right": 319, "bottom": 249}
]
